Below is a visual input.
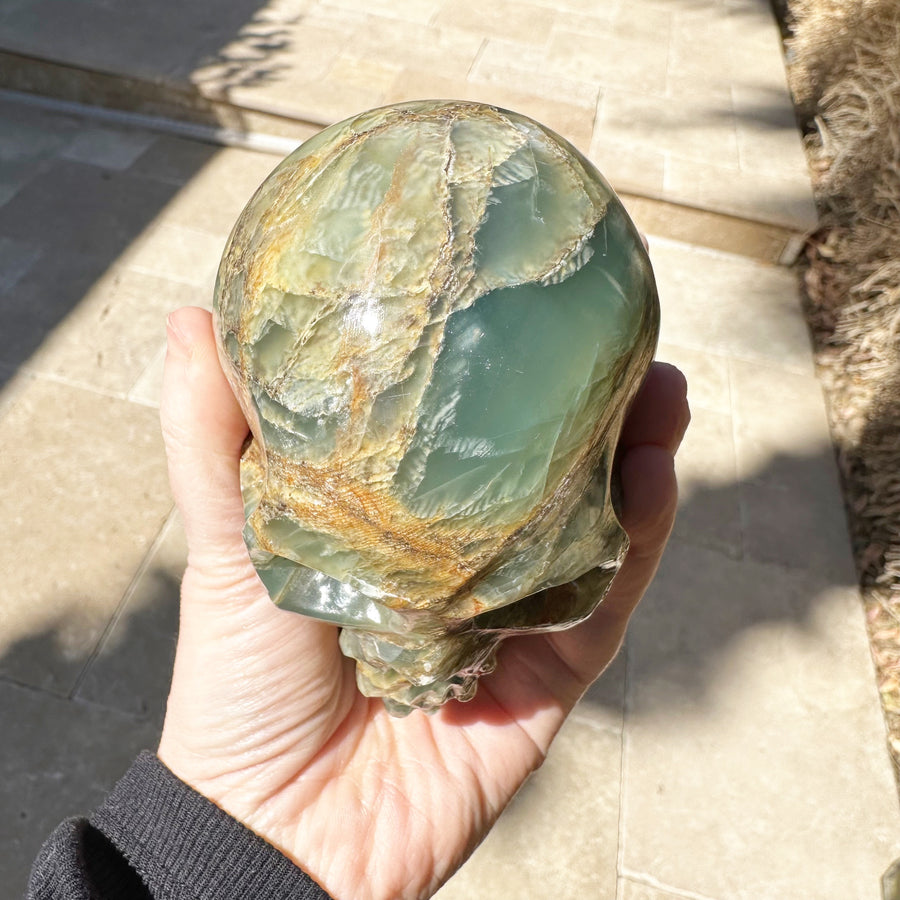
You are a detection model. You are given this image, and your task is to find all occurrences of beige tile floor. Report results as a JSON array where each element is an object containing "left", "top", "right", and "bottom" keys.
[
  {"left": 1, "top": 1, "right": 898, "bottom": 897},
  {"left": 0, "top": 0, "right": 817, "bottom": 232}
]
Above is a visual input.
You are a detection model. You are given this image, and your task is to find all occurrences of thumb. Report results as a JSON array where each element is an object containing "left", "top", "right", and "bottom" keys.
[{"left": 160, "top": 307, "right": 251, "bottom": 573}]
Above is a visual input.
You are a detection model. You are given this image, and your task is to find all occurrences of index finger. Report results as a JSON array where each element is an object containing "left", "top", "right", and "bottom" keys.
[{"left": 620, "top": 361, "right": 690, "bottom": 456}]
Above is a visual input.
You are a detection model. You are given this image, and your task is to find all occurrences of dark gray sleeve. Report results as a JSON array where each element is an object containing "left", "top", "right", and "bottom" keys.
[{"left": 27, "top": 751, "right": 335, "bottom": 900}]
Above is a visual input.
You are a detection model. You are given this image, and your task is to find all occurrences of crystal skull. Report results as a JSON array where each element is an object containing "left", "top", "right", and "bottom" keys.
[{"left": 213, "top": 100, "right": 659, "bottom": 715}]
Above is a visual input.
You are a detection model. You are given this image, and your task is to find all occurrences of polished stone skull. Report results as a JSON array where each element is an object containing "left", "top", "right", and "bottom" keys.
[{"left": 213, "top": 100, "right": 659, "bottom": 715}]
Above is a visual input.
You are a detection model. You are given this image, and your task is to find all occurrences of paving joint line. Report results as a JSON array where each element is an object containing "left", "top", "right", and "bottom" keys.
[
  {"left": 614, "top": 634, "right": 630, "bottom": 896},
  {"left": 68, "top": 505, "right": 179, "bottom": 702},
  {"left": 620, "top": 868, "right": 723, "bottom": 900}
]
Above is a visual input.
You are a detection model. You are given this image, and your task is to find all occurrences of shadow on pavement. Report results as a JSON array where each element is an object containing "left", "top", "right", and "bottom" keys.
[
  {"left": 1, "top": 566, "right": 179, "bottom": 894},
  {"left": 0, "top": 0, "right": 288, "bottom": 395},
  {"left": 0, "top": 442, "right": 862, "bottom": 893},
  {"left": 0, "top": 0, "right": 290, "bottom": 91}
]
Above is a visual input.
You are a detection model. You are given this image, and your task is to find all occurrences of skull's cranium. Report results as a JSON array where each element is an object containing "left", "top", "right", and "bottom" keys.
[{"left": 212, "top": 100, "right": 659, "bottom": 715}]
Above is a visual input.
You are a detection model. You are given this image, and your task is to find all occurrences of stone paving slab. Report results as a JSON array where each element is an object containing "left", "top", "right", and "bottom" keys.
[
  {"left": 624, "top": 541, "right": 899, "bottom": 900},
  {"left": 1, "top": 679, "right": 163, "bottom": 892},
  {"left": 729, "top": 359, "right": 857, "bottom": 580},
  {"left": 667, "top": 400, "right": 743, "bottom": 559},
  {"left": 649, "top": 238, "right": 815, "bottom": 374},
  {"left": 620, "top": 239, "right": 900, "bottom": 897},
  {"left": 0, "top": 379, "right": 172, "bottom": 695},
  {"left": 435, "top": 715, "right": 623, "bottom": 900},
  {"left": 0, "top": 63, "right": 895, "bottom": 900},
  {"left": 74, "top": 511, "right": 185, "bottom": 721},
  {"left": 0, "top": 0, "right": 818, "bottom": 232},
  {"left": 618, "top": 879, "right": 690, "bottom": 900},
  {"left": 20, "top": 266, "right": 199, "bottom": 396},
  {"left": 0, "top": 101, "right": 217, "bottom": 896}
]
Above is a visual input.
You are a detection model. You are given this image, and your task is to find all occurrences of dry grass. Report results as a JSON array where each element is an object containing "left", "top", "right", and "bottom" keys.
[{"left": 782, "top": 0, "right": 900, "bottom": 782}]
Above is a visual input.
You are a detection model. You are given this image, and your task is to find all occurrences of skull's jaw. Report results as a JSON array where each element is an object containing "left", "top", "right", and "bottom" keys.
[
  {"left": 243, "top": 534, "right": 501, "bottom": 713},
  {"left": 341, "top": 560, "right": 627, "bottom": 715},
  {"left": 244, "top": 507, "right": 629, "bottom": 715},
  {"left": 340, "top": 626, "right": 501, "bottom": 716}
]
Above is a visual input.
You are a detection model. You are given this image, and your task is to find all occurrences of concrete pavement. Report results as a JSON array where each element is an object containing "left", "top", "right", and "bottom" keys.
[{"left": 1, "top": 1, "right": 897, "bottom": 897}]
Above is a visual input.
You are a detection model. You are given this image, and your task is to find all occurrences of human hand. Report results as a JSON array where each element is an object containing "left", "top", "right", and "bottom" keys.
[{"left": 157, "top": 306, "right": 689, "bottom": 900}]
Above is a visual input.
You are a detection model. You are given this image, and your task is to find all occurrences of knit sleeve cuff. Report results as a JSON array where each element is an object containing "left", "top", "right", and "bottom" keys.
[{"left": 90, "top": 751, "right": 334, "bottom": 900}]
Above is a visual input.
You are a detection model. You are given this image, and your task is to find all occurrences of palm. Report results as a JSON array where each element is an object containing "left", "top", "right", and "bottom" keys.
[
  {"left": 158, "top": 307, "right": 687, "bottom": 900},
  {"left": 162, "top": 545, "right": 581, "bottom": 900}
]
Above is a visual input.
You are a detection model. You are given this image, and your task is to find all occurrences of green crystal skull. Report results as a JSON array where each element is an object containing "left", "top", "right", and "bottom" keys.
[{"left": 213, "top": 100, "right": 659, "bottom": 715}]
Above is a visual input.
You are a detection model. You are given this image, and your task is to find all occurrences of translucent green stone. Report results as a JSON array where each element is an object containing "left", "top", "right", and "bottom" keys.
[{"left": 213, "top": 100, "right": 659, "bottom": 714}]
